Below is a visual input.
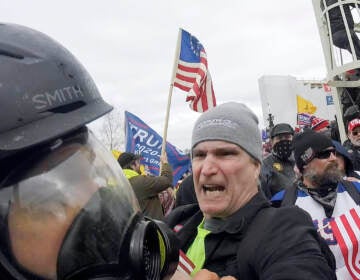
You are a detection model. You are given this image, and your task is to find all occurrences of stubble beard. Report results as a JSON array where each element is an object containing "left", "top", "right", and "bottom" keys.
[
  {"left": 352, "top": 138, "right": 360, "bottom": 147},
  {"left": 304, "top": 163, "right": 342, "bottom": 188}
]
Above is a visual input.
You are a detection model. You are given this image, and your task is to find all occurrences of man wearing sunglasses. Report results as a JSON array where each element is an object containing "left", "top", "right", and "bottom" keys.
[
  {"left": 272, "top": 130, "right": 360, "bottom": 279},
  {"left": 344, "top": 117, "right": 360, "bottom": 170}
]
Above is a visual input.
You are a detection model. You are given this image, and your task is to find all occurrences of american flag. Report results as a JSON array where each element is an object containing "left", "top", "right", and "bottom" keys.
[
  {"left": 330, "top": 206, "right": 360, "bottom": 279},
  {"left": 173, "top": 29, "right": 216, "bottom": 112},
  {"left": 297, "top": 112, "right": 312, "bottom": 126},
  {"left": 177, "top": 250, "right": 195, "bottom": 276}
]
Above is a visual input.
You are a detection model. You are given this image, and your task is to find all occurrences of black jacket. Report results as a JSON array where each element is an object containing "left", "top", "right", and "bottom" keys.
[
  {"left": 174, "top": 174, "right": 197, "bottom": 208},
  {"left": 343, "top": 139, "right": 360, "bottom": 171},
  {"left": 125, "top": 162, "right": 173, "bottom": 220},
  {"left": 260, "top": 153, "right": 296, "bottom": 199},
  {"left": 166, "top": 192, "right": 336, "bottom": 279}
]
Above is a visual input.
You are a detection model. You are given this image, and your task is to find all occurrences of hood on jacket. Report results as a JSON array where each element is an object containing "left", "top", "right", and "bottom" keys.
[{"left": 332, "top": 140, "right": 357, "bottom": 177}]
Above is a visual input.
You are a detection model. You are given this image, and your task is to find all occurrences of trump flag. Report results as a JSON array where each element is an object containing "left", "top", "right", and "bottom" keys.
[{"left": 124, "top": 111, "right": 191, "bottom": 186}]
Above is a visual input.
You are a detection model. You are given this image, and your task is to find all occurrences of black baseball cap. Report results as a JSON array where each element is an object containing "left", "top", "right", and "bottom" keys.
[
  {"left": 117, "top": 152, "right": 141, "bottom": 168},
  {"left": 270, "top": 123, "right": 294, "bottom": 138}
]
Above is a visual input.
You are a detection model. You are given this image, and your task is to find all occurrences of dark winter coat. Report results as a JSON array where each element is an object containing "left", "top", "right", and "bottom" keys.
[
  {"left": 125, "top": 162, "right": 173, "bottom": 220},
  {"left": 174, "top": 174, "right": 197, "bottom": 208},
  {"left": 260, "top": 153, "right": 296, "bottom": 199},
  {"left": 343, "top": 139, "right": 360, "bottom": 172},
  {"left": 165, "top": 192, "right": 336, "bottom": 279}
]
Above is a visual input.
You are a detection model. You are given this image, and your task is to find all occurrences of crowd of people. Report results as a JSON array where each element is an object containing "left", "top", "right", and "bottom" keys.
[
  {"left": 168, "top": 112, "right": 360, "bottom": 279},
  {"left": 1, "top": 22, "right": 360, "bottom": 280}
]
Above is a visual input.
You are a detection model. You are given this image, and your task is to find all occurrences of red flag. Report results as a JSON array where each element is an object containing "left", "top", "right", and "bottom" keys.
[
  {"left": 323, "top": 83, "right": 331, "bottom": 92},
  {"left": 330, "top": 206, "right": 360, "bottom": 279},
  {"left": 173, "top": 29, "right": 216, "bottom": 112}
]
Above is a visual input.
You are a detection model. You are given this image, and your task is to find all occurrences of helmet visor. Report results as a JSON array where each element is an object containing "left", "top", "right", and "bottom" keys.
[{"left": 0, "top": 129, "right": 140, "bottom": 279}]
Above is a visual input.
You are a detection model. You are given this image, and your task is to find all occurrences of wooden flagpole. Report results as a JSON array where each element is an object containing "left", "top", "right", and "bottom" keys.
[{"left": 160, "top": 28, "right": 182, "bottom": 162}]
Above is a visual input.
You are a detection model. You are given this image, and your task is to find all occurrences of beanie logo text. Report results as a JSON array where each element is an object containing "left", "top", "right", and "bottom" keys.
[{"left": 196, "top": 119, "right": 238, "bottom": 130}]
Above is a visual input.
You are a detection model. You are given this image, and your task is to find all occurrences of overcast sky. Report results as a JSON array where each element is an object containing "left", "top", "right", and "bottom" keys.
[{"left": 2, "top": 1, "right": 328, "bottom": 150}]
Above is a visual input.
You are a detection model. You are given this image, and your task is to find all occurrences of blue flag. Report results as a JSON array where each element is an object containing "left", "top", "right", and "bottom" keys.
[
  {"left": 124, "top": 111, "right": 191, "bottom": 186},
  {"left": 261, "top": 129, "right": 269, "bottom": 141},
  {"left": 178, "top": 29, "right": 204, "bottom": 63}
]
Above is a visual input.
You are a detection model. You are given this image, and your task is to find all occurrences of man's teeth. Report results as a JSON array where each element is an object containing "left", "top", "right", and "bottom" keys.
[{"left": 203, "top": 185, "right": 224, "bottom": 192}]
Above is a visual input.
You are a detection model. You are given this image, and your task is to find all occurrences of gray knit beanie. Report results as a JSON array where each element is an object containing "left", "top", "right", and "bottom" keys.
[{"left": 191, "top": 102, "right": 262, "bottom": 162}]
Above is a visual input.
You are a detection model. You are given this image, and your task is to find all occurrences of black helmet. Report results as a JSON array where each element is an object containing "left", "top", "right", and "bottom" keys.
[
  {"left": 0, "top": 23, "right": 112, "bottom": 157},
  {"left": 0, "top": 24, "right": 179, "bottom": 279},
  {"left": 270, "top": 123, "right": 294, "bottom": 138}
]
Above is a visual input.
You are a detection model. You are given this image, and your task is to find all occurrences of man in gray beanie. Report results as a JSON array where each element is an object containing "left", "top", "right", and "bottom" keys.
[
  {"left": 166, "top": 102, "right": 336, "bottom": 279},
  {"left": 191, "top": 102, "right": 262, "bottom": 162}
]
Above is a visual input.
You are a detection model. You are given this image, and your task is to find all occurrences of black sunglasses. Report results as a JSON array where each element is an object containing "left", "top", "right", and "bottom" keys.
[{"left": 315, "top": 149, "right": 337, "bottom": 160}]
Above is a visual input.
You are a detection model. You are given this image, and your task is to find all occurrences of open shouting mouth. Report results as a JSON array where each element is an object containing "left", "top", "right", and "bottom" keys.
[{"left": 203, "top": 184, "right": 225, "bottom": 194}]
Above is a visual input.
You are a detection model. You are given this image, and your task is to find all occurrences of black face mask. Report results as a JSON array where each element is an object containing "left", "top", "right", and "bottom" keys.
[{"left": 272, "top": 140, "right": 292, "bottom": 160}]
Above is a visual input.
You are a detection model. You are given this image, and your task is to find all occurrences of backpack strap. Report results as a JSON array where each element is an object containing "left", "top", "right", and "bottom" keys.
[
  {"left": 280, "top": 183, "right": 298, "bottom": 207},
  {"left": 341, "top": 179, "right": 360, "bottom": 205}
]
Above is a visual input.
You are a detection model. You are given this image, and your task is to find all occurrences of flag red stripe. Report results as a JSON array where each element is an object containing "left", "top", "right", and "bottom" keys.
[
  {"left": 173, "top": 82, "right": 190, "bottom": 92},
  {"left": 189, "top": 75, "right": 215, "bottom": 112},
  {"left": 178, "top": 260, "right": 191, "bottom": 275},
  {"left": 350, "top": 208, "right": 360, "bottom": 229},
  {"left": 186, "top": 95, "right": 194, "bottom": 102},
  {"left": 176, "top": 73, "right": 196, "bottom": 83},
  {"left": 331, "top": 213, "right": 360, "bottom": 278},
  {"left": 178, "top": 64, "right": 206, "bottom": 81},
  {"left": 211, "top": 83, "right": 216, "bottom": 106},
  {"left": 177, "top": 58, "right": 207, "bottom": 72},
  {"left": 177, "top": 63, "right": 199, "bottom": 73},
  {"left": 180, "top": 250, "right": 195, "bottom": 269},
  {"left": 199, "top": 56, "right": 208, "bottom": 66},
  {"left": 178, "top": 250, "right": 195, "bottom": 275},
  {"left": 331, "top": 220, "right": 355, "bottom": 278},
  {"left": 196, "top": 68, "right": 206, "bottom": 81},
  {"left": 192, "top": 83, "right": 201, "bottom": 95},
  {"left": 200, "top": 79, "right": 209, "bottom": 111},
  {"left": 340, "top": 214, "right": 360, "bottom": 275}
]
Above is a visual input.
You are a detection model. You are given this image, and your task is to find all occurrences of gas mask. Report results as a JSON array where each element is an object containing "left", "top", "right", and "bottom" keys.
[
  {"left": 0, "top": 128, "right": 178, "bottom": 280},
  {"left": 272, "top": 140, "right": 293, "bottom": 160}
]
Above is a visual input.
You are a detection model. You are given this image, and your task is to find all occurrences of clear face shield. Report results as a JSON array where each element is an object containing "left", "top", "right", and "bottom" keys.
[{"left": 0, "top": 129, "right": 178, "bottom": 280}]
